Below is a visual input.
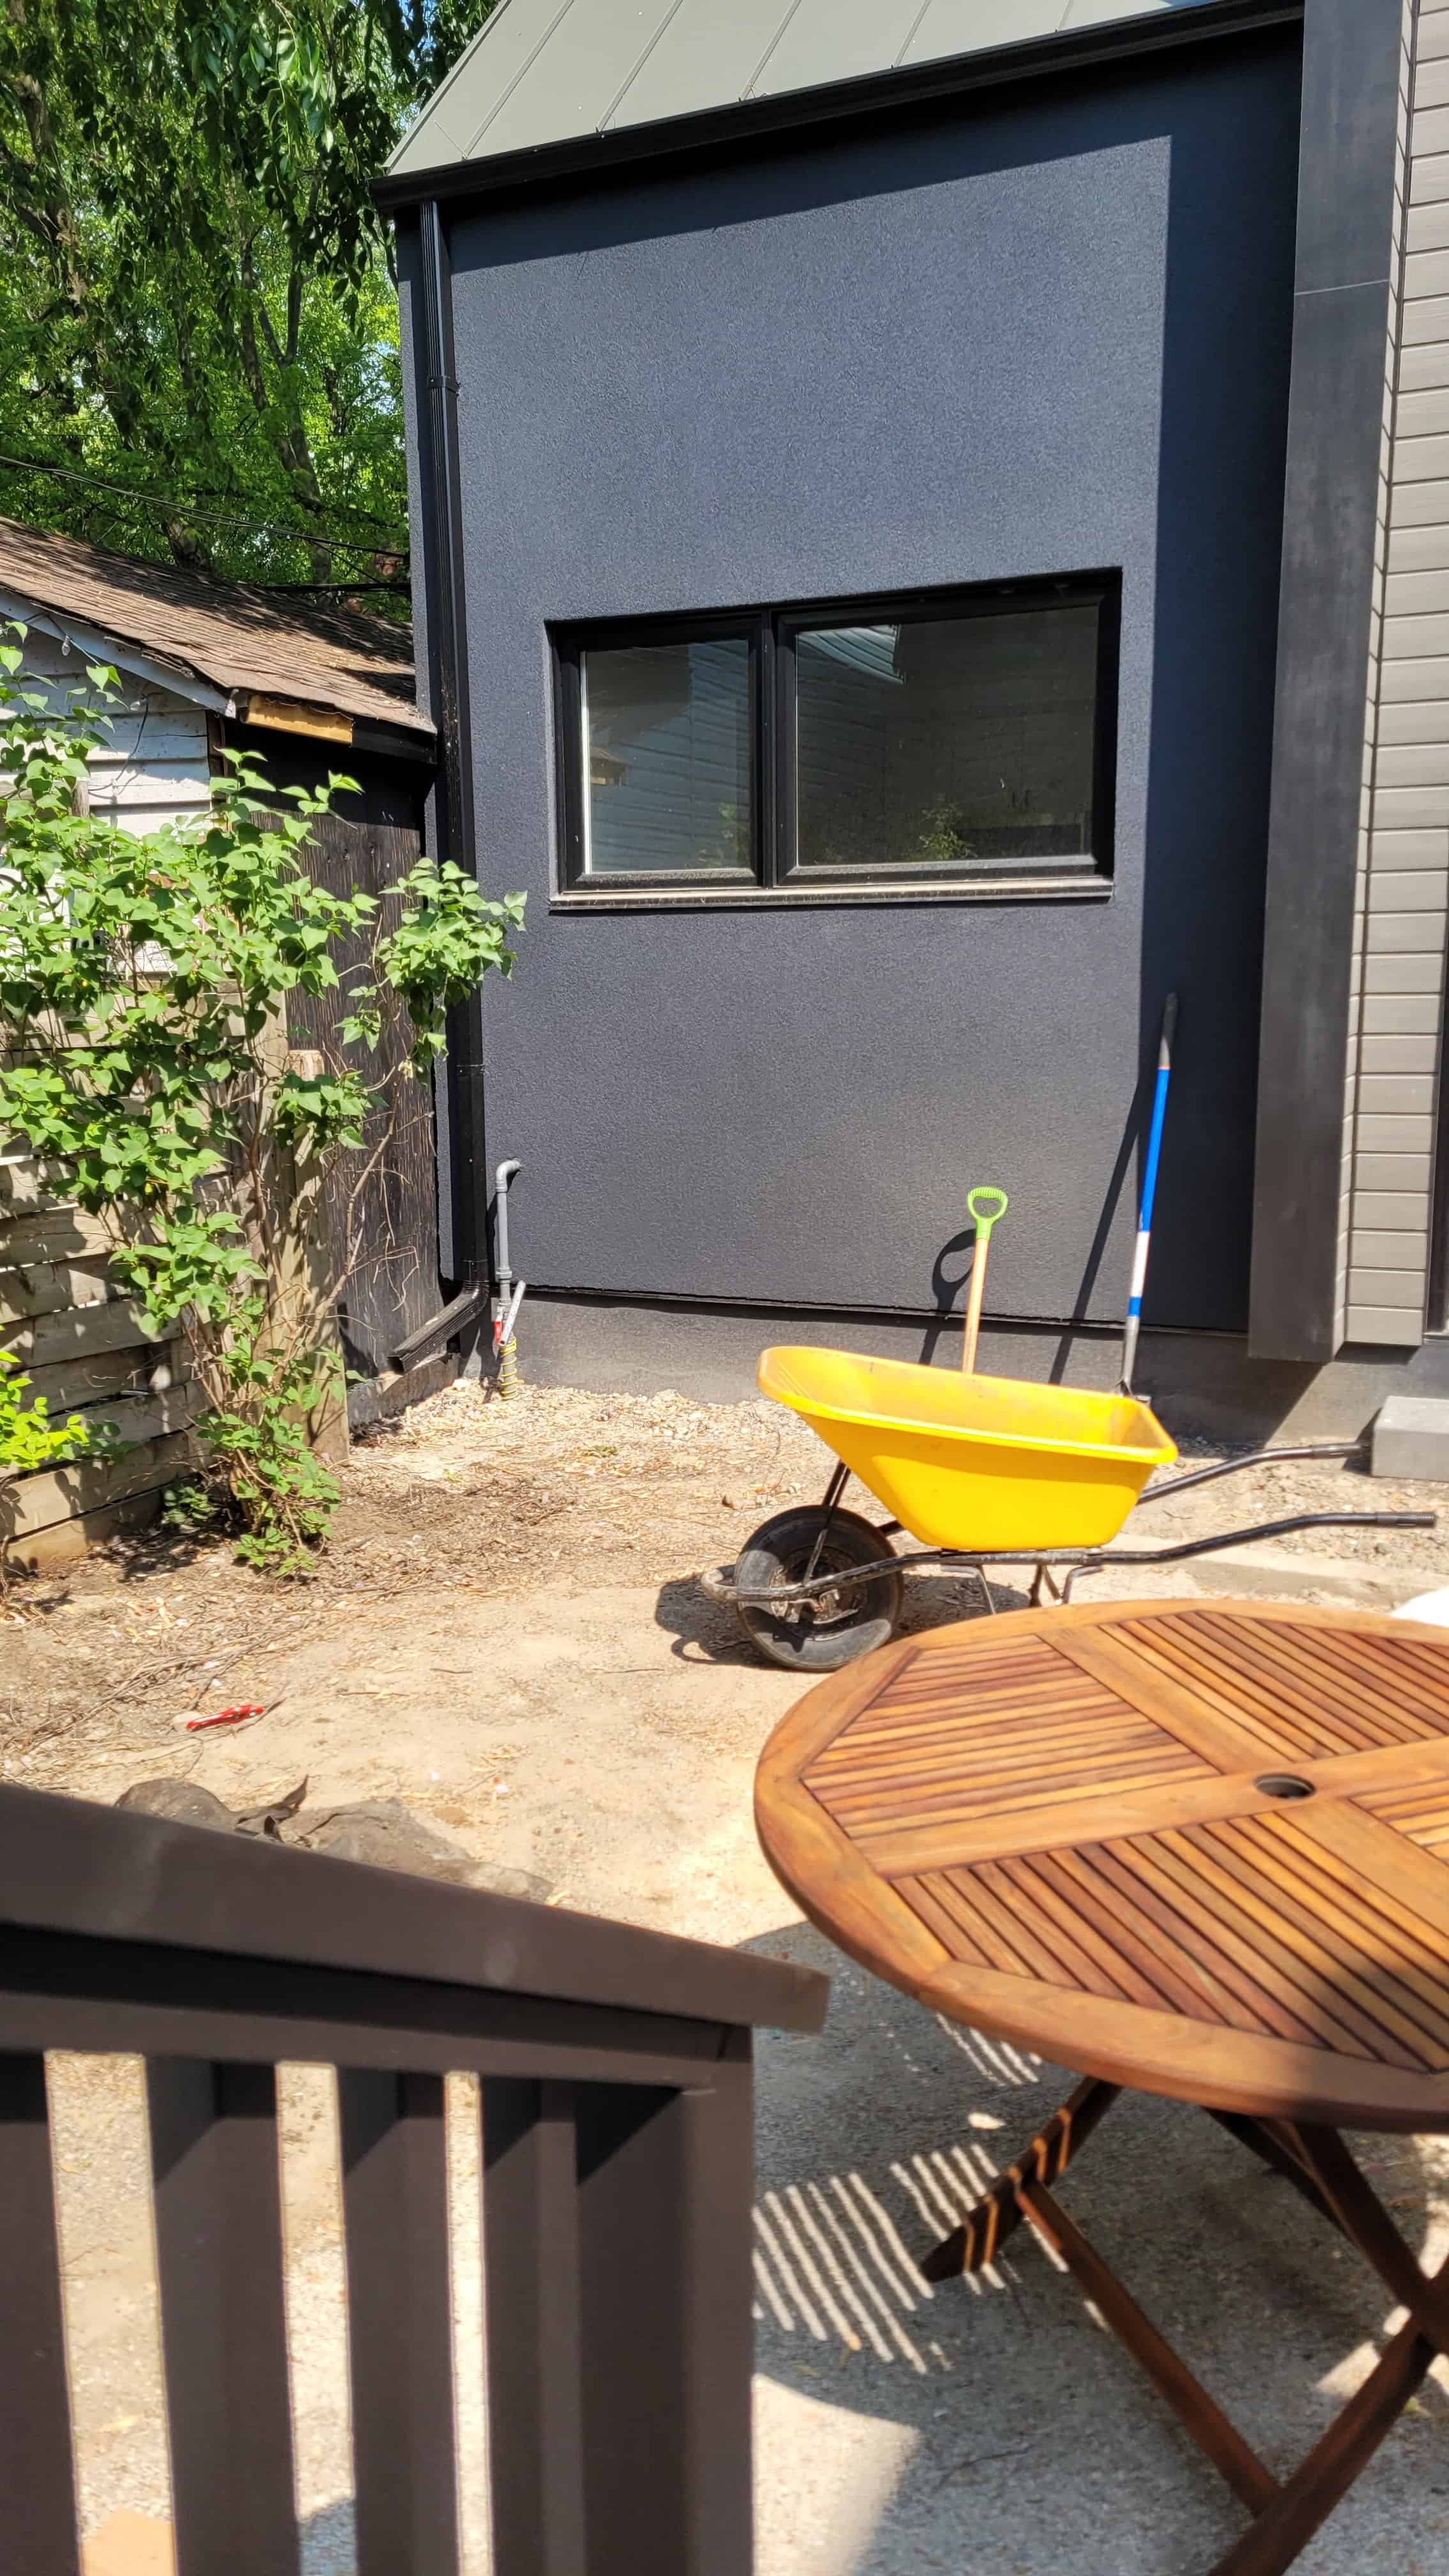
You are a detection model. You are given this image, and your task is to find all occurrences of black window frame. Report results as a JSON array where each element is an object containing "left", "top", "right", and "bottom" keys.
[{"left": 552, "top": 571, "right": 1120, "bottom": 902}]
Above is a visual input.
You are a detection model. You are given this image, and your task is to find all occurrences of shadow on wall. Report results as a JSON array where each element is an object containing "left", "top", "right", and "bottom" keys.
[
  {"left": 1128, "top": 56, "right": 1297, "bottom": 1343},
  {"left": 740, "top": 1920, "right": 1445, "bottom": 2576}
]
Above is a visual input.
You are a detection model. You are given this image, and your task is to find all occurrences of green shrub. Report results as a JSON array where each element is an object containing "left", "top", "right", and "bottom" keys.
[{"left": 0, "top": 629, "right": 523, "bottom": 1572}]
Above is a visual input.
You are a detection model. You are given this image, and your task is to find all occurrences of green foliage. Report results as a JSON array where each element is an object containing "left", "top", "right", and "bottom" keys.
[
  {"left": 194, "top": 1296, "right": 342, "bottom": 1570},
  {"left": 378, "top": 861, "right": 526, "bottom": 1067},
  {"left": 160, "top": 1475, "right": 220, "bottom": 1538},
  {"left": 0, "top": 1347, "right": 111, "bottom": 1485},
  {"left": 0, "top": 0, "right": 497, "bottom": 598},
  {"left": 0, "top": 629, "right": 524, "bottom": 1570}
]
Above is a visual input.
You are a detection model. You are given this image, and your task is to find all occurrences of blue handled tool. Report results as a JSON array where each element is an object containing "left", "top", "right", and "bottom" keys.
[{"left": 1119, "top": 994, "right": 1177, "bottom": 1398}]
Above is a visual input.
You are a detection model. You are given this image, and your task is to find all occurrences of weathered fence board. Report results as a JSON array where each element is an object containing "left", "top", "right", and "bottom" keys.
[
  {"left": 1, "top": 1153, "right": 191, "bottom": 1560},
  {"left": 4, "top": 1429, "right": 194, "bottom": 1548},
  {"left": 0, "top": 1207, "right": 114, "bottom": 1265},
  {"left": 10, "top": 1294, "right": 164, "bottom": 1365},
  {"left": 286, "top": 813, "right": 441, "bottom": 1379},
  {"left": 17, "top": 1346, "right": 150, "bottom": 1414},
  {"left": 0, "top": 1261, "right": 114, "bottom": 1326}
]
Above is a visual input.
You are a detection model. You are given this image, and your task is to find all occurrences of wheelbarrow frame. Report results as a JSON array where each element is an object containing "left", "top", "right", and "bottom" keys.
[{"left": 707, "top": 1441, "right": 1435, "bottom": 1632}]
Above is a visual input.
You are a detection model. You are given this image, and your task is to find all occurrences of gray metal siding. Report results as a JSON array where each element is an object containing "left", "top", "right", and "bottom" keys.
[
  {"left": 450, "top": 43, "right": 1300, "bottom": 1332},
  {"left": 1348, "top": 0, "right": 1449, "bottom": 1344}
]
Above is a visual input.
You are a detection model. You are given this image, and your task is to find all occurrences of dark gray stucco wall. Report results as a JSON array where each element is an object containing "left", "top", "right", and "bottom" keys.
[{"left": 448, "top": 33, "right": 1301, "bottom": 1336}]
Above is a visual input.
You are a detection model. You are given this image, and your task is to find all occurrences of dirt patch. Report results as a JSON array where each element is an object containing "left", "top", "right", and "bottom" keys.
[{"left": 4, "top": 1376, "right": 1448, "bottom": 1797}]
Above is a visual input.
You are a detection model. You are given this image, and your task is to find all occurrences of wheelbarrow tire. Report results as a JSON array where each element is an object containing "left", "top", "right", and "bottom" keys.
[{"left": 733, "top": 1505, "right": 902, "bottom": 1673}]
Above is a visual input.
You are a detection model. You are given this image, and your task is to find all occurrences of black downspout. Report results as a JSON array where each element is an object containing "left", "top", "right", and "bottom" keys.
[{"left": 418, "top": 197, "right": 489, "bottom": 1290}]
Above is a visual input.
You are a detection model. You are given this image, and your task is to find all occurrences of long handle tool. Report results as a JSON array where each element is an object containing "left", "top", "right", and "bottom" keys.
[
  {"left": 962, "top": 1184, "right": 1009, "bottom": 1374},
  {"left": 1120, "top": 994, "right": 1177, "bottom": 1397}
]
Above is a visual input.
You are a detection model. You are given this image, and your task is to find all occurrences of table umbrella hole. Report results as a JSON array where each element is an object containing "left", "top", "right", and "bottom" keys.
[{"left": 1254, "top": 1773, "right": 1315, "bottom": 1800}]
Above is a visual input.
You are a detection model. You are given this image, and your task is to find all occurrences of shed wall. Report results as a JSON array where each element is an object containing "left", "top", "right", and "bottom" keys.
[
  {"left": 13, "top": 631, "right": 213, "bottom": 837},
  {"left": 448, "top": 38, "right": 1301, "bottom": 1337}
]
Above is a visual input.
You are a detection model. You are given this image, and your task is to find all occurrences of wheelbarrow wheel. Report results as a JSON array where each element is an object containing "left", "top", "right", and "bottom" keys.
[{"left": 733, "top": 1506, "right": 902, "bottom": 1673}]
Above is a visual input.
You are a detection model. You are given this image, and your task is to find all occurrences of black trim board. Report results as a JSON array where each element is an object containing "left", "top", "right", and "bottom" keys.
[
  {"left": 374, "top": 0, "right": 1303, "bottom": 216},
  {"left": 1248, "top": 0, "right": 1407, "bottom": 1364},
  {"left": 416, "top": 203, "right": 489, "bottom": 1288}
]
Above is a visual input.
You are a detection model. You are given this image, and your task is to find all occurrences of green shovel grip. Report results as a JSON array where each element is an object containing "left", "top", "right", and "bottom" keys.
[{"left": 966, "top": 1184, "right": 1009, "bottom": 1239}]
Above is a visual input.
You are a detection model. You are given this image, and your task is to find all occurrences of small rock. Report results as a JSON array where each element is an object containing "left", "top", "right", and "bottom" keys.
[
  {"left": 474, "top": 1863, "right": 553, "bottom": 1904},
  {"left": 295, "top": 1799, "right": 551, "bottom": 1901},
  {"left": 298, "top": 1798, "right": 483, "bottom": 1886},
  {"left": 116, "top": 1779, "right": 236, "bottom": 1833}
]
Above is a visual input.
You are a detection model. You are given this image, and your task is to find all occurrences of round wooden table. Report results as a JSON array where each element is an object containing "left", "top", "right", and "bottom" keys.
[{"left": 755, "top": 1598, "right": 1449, "bottom": 2576}]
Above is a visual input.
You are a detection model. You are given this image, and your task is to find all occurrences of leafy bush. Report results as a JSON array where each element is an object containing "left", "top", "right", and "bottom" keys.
[
  {"left": 0, "top": 630, "right": 523, "bottom": 1570},
  {"left": 0, "top": 1347, "right": 112, "bottom": 1487}
]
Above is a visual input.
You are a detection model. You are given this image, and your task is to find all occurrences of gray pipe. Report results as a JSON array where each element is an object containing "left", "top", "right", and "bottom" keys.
[{"left": 494, "top": 1158, "right": 521, "bottom": 1300}]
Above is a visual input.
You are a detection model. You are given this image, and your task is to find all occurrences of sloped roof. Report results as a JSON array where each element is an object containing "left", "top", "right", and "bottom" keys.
[
  {"left": 390, "top": 0, "right": 1220, "bottom": 180},
  {"left": 0, "top": 516, "right": 431, "bottom": 739}
]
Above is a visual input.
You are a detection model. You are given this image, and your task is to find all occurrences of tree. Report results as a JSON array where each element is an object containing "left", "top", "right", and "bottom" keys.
[
  {"left": 0, "top": 631, "right": 524, "bottom": 1568},
  {"left": 0, "top": 0, "right": 494, "bottom": 604}
]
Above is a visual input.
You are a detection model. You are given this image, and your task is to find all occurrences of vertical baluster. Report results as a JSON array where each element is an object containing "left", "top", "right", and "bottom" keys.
[
  {"left": 480, "top": 2078, "right": 586, "bottom": 2576},
  {"left": 576, "top": 2036, "right": 755, "bottom": 2576},
  {"left": 0, "top": 2052, "right": 80, "bottom": 2576},
  {"left": 146, "top": 2059, "right": 300, "bottom": 2576},
  {"left": 338, "top": 2068, "right": 459, "bottom": 2575}
]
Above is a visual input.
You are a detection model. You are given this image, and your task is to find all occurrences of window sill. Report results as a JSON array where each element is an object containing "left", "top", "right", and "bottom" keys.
[{"left": 549, "top": 873, "right": 1113, "bottom": 915}]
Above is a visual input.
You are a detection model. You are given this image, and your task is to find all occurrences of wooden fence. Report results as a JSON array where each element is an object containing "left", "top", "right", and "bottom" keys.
[
  {"left": 284, "top": 811, "right": 443, "bottom": 1384},
  {"left": 1, "top": 812, "right": 450, "bottom": 1563},
  {"left": 0, "top": 1783, "right": 827, "bottom": 2575},
  {"left": 0, "top": 1153, "right": 197, "bottom": 1569}
]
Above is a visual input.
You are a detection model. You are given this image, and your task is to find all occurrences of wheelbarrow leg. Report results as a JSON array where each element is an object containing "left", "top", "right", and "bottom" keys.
[{"left": 801, "top": 1462, "right": 851, "bottom": 1588}]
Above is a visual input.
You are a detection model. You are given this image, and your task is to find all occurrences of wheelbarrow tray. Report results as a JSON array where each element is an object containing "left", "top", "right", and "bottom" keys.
[{"left": 758, "top": 1347, "right": 1176, "bottom": 1551}]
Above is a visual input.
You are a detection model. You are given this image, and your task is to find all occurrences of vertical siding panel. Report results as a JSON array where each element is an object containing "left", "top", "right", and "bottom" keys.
[{"left": 1349, "top": 0, "right": 1446, "bottom": 1346}]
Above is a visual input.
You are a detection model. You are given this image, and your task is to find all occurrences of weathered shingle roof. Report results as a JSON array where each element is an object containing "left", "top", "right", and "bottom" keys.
[
  {"left": 390, "top": 0, "right": 1220, "bottom": 180},
  {"left": 0, "top": 516, "right": 431, "bottom": 738}
]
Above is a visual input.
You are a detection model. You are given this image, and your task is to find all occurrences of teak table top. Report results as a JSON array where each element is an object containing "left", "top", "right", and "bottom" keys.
[{"left": 755, "top": 1598, "right": 1449, "bottom": 2132}]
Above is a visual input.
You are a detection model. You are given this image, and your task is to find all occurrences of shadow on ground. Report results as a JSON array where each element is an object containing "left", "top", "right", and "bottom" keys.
[
  {"left": 741, "top": 1920, "right": 1449, "bottom": 2576},
  {"left": 654, "top": 1568, "right": 1031, "bottom": 1667}
]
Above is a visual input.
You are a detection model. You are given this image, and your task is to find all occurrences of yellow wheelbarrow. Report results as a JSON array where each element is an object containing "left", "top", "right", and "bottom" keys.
[{"left": 703, "top": 1347, "right": 1432, "bottom": 1672}]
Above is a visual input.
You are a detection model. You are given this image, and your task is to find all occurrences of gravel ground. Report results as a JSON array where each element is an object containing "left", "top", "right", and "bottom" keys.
[{"left": 10, "top": 1372, "right": 1449, "bottom": 2574}]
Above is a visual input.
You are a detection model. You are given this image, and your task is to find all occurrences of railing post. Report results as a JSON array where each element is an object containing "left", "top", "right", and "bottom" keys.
[
  {"left": 0, "top": 2053, "right": 80, "bottom": 2576},
  {"left": 576, "top": 2034, "right": 756, "bottom": 2576},
  {"left": 146, "top": 2060, "right": 301, "bottom": 2576},
  {"left": 339, "top": 2067, "right": 460, "bottom": 2575},
  {"left": 481, "top": 2078, "right": 588, "bottom": 2575}
]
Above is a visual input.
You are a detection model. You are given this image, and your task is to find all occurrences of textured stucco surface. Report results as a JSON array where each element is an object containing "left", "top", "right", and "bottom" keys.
[{"left": 450, "top": 42, "right": 1300, "bottom": 1334}]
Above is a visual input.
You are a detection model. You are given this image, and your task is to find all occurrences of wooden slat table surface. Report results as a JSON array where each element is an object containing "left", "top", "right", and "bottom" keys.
[
  {"left": 756, "top": 1598, "right": 1449, "bottom": 2131},
  {"left": 756, "top": 1598, "right": 1449, "bottom": 2571}
]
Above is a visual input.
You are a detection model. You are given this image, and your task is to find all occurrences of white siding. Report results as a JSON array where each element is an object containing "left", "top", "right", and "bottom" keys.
[
  {"left": 1346, "top": 0, "right": 1449, "bottom": 1346},
  {"left": 9, "top": 629, "right": 212, "bottom": 838}
]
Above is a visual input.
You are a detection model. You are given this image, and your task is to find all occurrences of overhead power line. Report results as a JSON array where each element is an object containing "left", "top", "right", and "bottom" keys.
[{"left": 0, "top": 450, "right": 409, "bottom": 555}]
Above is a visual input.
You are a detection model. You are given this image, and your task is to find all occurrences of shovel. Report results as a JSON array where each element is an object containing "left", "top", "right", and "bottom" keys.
[{"left": 962, "top": 1185, "right": 1008, "bottom": 1374}]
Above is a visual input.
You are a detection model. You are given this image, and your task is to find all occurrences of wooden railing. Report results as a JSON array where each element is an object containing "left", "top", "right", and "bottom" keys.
[{"left": 0, "top": 1784, "right": 828, "bottom": 2575}]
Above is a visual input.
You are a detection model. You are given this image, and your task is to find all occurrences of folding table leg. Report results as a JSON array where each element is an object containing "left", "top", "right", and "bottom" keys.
[
  {"left": 919, "top": 2076, "right": 1119, "bottom": 2279},
  {"left": 927, "top": 2090, "right": 1449, "bottom": 2576},
  {"left": 1015, "top": 2173, "right": 1276, "bottom": 2514}
]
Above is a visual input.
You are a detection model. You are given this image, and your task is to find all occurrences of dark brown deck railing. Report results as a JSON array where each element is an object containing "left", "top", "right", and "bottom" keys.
[{"left": 0, "top": 1782, "right": 828, "bottom": 2575}]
